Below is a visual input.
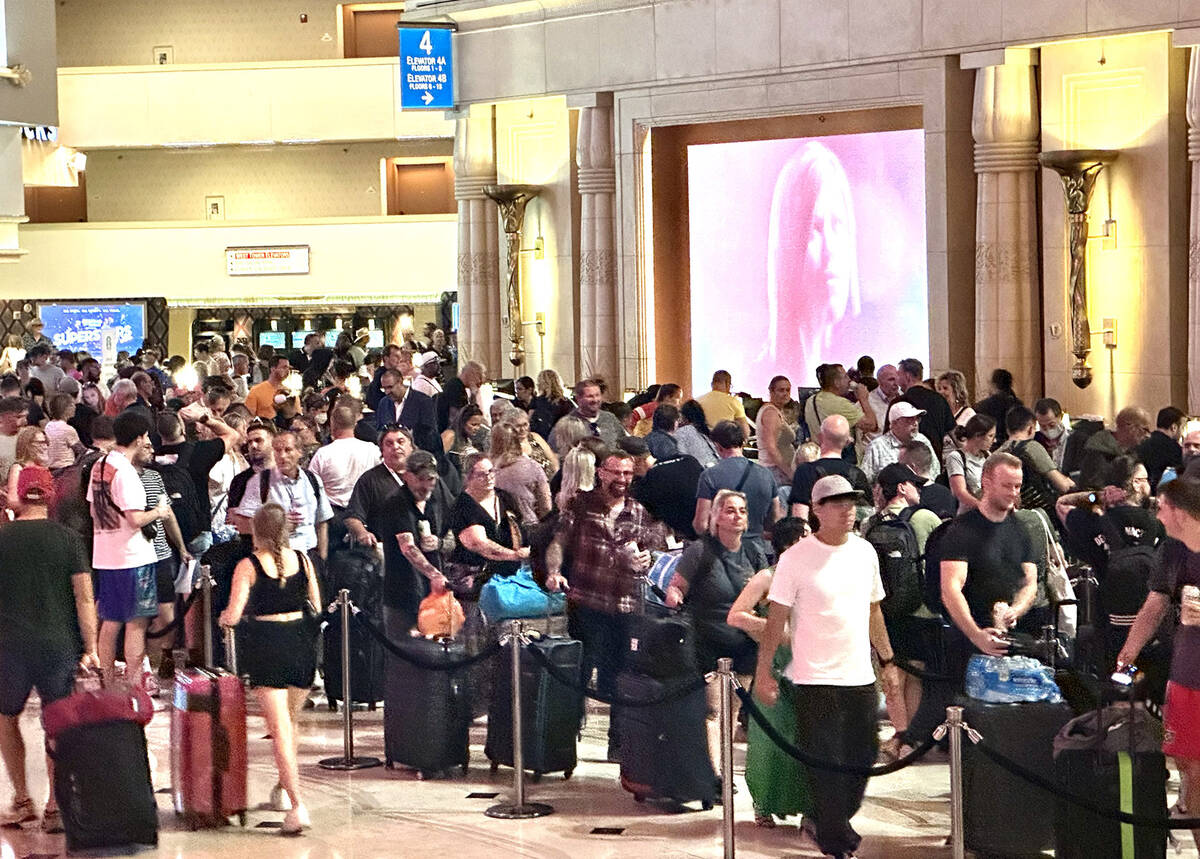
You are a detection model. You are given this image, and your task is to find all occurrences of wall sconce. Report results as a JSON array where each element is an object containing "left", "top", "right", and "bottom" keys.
[
  {"left": 484, "top": 183, "right": 542, "bottom": 367},
  {"left": 1039, "top": 148, "right": 1120, "bottom": 389}
]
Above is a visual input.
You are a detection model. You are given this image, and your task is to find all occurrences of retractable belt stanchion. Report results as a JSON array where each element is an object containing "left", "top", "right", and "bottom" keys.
[
  {"left": 486, "top": 619, "right": 553, "bottom": 819},
  {"left": 718, "top": 657, "right": 735, "bottom": 859},
  {"left": 934, "top": 705, "right": 974, "bottom": 859},
  {"left": 200, "top": 565, "right": 214, "bottom": 670},
  {"left": 319, "top": 589, "right": 382, "bottom": 771}
]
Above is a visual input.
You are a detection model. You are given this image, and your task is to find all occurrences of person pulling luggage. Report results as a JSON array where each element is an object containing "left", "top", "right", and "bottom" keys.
[
  {"left": 220, "top": 503, "right": 323, "bottom": 836},
  {"left": 0, "top": 467, "right": 99, "bottom": 833}
]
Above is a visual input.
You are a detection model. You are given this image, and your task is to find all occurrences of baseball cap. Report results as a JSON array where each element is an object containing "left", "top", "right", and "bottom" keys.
[
  {"left": 888, "top": 401, "right": 926, "bottom": 421},
  {"left": 17, "top": 465, "right": 54, "bottom": 504},
  {"left": 28, "top": 317, "right": 44, "bottom": 329},
  {"left": 811, "top": 474, "right": 864, "bottom": 505},
  {"left": 405, "top": 449, "right": 439, "bottom": 477},
  {"left": 417, "top": 351, "right": 440, "bottom": 367},
  {"left": 877, "top": 463, "right": 922, "bottom": 497}
]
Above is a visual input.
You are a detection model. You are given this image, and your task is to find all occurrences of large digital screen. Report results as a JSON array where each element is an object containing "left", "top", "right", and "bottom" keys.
[
  {"left": 687, "top": 129, "right": 928, "bottom": 395},
  {"left": 38, "top": 302, "right": 146, "bottom": 357},
  {"left": 257, "top": 331, "right": 287, "bottom": 350}
]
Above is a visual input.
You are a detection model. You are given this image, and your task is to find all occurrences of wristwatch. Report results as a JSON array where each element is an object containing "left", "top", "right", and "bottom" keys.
[{"left": 878, "top": 656, "right": 894, "bottom": 667}]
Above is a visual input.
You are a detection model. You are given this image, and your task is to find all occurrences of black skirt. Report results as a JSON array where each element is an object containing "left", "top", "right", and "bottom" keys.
[{"left": 240, "top": 618, "right": 317, "bottom": 689}]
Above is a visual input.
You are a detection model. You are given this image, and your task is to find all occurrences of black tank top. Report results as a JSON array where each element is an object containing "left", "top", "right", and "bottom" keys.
[{"left": 246, "top": 551, "right": 309, "bottom": 616}]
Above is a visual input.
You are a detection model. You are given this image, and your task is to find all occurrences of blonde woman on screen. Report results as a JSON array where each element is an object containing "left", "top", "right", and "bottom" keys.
[{"left": 765, "top": 141, "right": 861, "bottom": 373}]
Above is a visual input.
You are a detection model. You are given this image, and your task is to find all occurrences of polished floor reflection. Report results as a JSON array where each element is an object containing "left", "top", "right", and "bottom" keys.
[{"left": 1, "top": 689, "right": 1193, "bottom": 858}]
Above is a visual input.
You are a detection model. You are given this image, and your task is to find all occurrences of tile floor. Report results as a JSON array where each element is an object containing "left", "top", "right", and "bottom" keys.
[{"left": 1, "top": 690, "right": 1195, "bottom": 858}]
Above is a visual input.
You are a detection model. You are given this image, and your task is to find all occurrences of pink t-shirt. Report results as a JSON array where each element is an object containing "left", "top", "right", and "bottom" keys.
[
  {"left": 86, "top": 449, "right": 156, "bottom": 569},
  {"left": 44, "top": 420, "right": 79, "bottom": 470}
]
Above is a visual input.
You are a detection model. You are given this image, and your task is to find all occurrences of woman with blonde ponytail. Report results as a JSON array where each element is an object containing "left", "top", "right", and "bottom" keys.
[{"left": 220, "top": 502, "right": 321, "bottom": 836}]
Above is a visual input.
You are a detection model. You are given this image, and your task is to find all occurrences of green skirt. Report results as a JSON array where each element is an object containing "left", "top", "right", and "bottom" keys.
[{"left": 744, "top": 646, "right": 812, "bottom": 819}]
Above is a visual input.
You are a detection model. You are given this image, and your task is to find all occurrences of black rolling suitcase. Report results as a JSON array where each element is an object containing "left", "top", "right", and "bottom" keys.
[
  {"left": 616, "top": 671, "right": 715, "bottom": 808},
  {"left": 323, "top": 544, "right": 386, "bottom": 709},
  {"left": 485, "top": 637, "right": 583, "bottom": 780},
  {"left": 962, "top": 698, "right": 1073, "bottom": 856},
  {"left": 1054, "top": 704, "right": 1168, "bottom": 858},
  {"left": 384, "top": 636, "right": 471, "bottom": 778}
]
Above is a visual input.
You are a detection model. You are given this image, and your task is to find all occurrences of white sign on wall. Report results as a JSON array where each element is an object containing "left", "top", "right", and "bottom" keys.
[{"left": 225, "top": 245, "right": 310, "bottom": 276}]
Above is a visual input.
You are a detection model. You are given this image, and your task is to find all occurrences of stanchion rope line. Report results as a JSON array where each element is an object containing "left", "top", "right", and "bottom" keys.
[
  {"left": 146, "top": 589, "right": 202, "bottom": 640},
  {"left": 351, "top": 609, "right": 505, "bottom": 670},
  {"left": 733, "top": 684, "right": 938, "bottom": 777},
  {"left": 523, "top": 639, "right": 709, "bottom": 708},
  {"left": 969, "top": 737, "right": 1200, "bottom": 830}
]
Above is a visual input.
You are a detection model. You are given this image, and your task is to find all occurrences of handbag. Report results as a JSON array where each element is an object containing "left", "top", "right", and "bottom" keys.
[
  {"left": 417, "top": 590, "right": 466, "bottom": 638},
  {"left": 1034, "top": 508, "right": 1077, "bottom": 637},
  {"left": 479, "top": 562, "right": 566, "bottom": 623}
]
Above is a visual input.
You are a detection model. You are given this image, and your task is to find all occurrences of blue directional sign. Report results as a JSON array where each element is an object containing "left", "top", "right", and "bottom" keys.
[{"left": 398, "top": 25, "right": 455, "bottom": 110}]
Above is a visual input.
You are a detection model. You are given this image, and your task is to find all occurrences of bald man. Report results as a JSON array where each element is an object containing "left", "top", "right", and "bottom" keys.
[
  {"left": 789, "top": 414, "right": 871, "bottom": 523},
  {"left": 866, "top": 364, "right": 900, "bottom": 439},
  {"left": 1079, "top": 406, "right": 1153, "bottom": 489}
]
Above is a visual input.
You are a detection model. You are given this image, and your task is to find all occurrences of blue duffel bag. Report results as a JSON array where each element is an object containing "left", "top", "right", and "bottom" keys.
[{"left": 479, "top": 563, "right": 566, "bottom": 623}]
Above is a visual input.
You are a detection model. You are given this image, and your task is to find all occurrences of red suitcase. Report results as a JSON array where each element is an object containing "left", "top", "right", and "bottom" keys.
[{"left": 170, "top": 668, "right": 248, "bottom": 828}]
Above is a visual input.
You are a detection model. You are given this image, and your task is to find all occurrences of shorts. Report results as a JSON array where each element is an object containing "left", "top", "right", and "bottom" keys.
[
  {"left": 1163, "top": 681, "right": 1200, "bottom": 761},
  {"left": 96, "top": 564, "right": 159, "bottom": 623},
  {"left": 155, "top": 556, "right": 176, "bottom": 604},
  {"left": 0, "top": 646, "right": 77, "bottom": 717},
  {"left": 240, "top": 619, "right": 317, "bottom": 690}
]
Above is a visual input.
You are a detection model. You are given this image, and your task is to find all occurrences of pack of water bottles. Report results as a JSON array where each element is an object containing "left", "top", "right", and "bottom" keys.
[{"left": 965, "top": 654, "right": 1064, "bottom": 704}]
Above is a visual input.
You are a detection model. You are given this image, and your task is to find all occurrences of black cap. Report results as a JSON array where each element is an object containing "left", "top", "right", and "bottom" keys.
[{"left": 877, "top": 462, "right": 922, "bottom": 498}]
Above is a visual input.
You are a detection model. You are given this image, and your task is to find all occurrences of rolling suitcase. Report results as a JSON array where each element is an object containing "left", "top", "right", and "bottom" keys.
[
  {"left": 962, "top": 698, "right": 1073, "bottom": 856},
  {"left": 485, "top": 637, "right": 583, "bottom": 780},
  {"left": 616, "top": 671, "right": 715, "bottom": 808},
  {"left": 43, "top": 680, "right": 158, "bottom": 853},
  {"left": 323, "top": 544, "right": 386, "bottom": 708},
  {"left": 384, "top": 636, "right": 471, "bottom": 778},
  {"left": 1054, "top": 704, "right": 1168, "bottom": 858},
  {"left": 170, "top": 668, "right": 249, "bottom": 828}
]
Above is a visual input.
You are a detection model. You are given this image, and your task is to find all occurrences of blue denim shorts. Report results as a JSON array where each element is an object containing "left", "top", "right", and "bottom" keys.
[{"left": 96, "top": 564, "right": 159, "bottom": 622}]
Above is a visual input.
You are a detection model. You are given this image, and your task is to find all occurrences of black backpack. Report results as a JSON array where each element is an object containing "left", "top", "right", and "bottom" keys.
[
  {"left": 921, "top": 518, "right": 956, "bottom": 619},
  {"left": 862, "top": 507, "right": 924, "bottom": 619},
  {"left": 1011, "top": 439, "right": 1059, "bottom": 514},
  {"left": 149, "top": 459, "right": 210, "bottom": 544}
]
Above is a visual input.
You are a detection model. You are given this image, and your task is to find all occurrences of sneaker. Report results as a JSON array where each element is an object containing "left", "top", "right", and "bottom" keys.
[
  {"left": 270, "top": 783, "right": 293, "bottom": 812},
  {"left": 142, "top": 670, "right": 161, "bottom": 698},
  {"left": 41, "top": 807, "right": 63, "bottom": 834},
  {"left": 1, "top": 797, "right": 36, "bottom": 827}
]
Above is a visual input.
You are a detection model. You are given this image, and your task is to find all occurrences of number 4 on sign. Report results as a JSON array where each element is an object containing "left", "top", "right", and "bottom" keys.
[{"left": 419, "top": 30, "right": 433, "bottom": 54}]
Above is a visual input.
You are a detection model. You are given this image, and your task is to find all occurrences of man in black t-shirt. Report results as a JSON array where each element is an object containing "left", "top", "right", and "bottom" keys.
[
  {"left": 940, "top": 451, "right": 1037, "bottom": 656},
  {"left": 1137, "top": 406, "right": 1185, "bottom": 490},
  {"left": 790, "top": 414, "right": 869, "bottom": 523},
  {"left": 0, "top": 468, "right": 99, "bottom": 831},
  {"left": 156, "top": 410, "right": 240, "bottom": 553},
  {"left": 896, "top": 358, "right": 955, "bottom": 459},
  {"left": 621, "top": 436, "right": 703, "bottom": 540}
]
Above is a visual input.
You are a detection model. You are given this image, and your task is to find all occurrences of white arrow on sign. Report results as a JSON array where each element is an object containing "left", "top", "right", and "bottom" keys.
[{"left": 421, "top": 90, "right": 434, "bottom": 105}]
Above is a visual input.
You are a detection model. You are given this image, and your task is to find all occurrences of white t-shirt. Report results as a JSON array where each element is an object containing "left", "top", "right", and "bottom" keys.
[
  {"left": 308, "top": 437, "right": 382, "bottom": 508},
  {"left": 87, "top": 448, "right": 157, "bottom": 570},
  {"left": 768, "top": 533, "right": 885, "bottom": 687}
]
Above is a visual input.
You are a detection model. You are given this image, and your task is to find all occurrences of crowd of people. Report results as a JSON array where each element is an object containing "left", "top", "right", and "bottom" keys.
[{"left": 0, "top": 318, "right": 1199, "bottom": 857}]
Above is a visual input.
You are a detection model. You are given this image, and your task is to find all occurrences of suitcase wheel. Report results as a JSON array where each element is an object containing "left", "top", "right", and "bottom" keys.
[
  {"left": 530, "top": 772, "right": 542, "bottom": 784},
  {"left": 633, "top": 793, "right": 646, "bottom": 803},
  {"left": 328, "top": 700, "right": 338, "bottom": 712},
  {"left": 460, "top": 761, "right": 469, "bottom": 775},
  {"left": 563, "top": 767, "right": 574, "bottom": 781},
  {"left": 490, "top": 761, "right": 499, "bottom": 774},
  {"left": 237, "top": 811, "right": 247, "bottom": 827},
  {"left": 701, "top": 800, "right": 713, "bottom": 811}
]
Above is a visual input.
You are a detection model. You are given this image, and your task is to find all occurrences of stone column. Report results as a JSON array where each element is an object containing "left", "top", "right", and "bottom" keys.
[
  {"left": 453, "top": 107, "right": 502, "bottom": 373},
  {"left": 972, "top": 59, "right": 1041, "bottom": 399},
  {"left": 1188, "top": 48, "right": 1200, "bottom": 413},
  {"left": 576, "top": 102, "right": 619, "bottom": 387}
]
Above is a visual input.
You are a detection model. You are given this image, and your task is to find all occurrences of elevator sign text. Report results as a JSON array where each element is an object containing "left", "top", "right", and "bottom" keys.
[{"left": 399, "top": 25, "right": 454, "bottom": 110}]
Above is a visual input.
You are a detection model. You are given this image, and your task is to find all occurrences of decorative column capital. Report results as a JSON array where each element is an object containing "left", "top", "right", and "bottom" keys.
[
  {"left": 455, "top": 175, "right": 499, "bottom": 202},
  {"left": 974, "top": 140, "right": 1040, "bottom": 173},
  {"left": 577, "top": 166, "right": 616, "bottom": 196}
]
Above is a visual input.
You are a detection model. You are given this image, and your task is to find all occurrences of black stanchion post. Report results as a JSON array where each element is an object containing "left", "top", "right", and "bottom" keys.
[
  {"left": 200, "top": 564, "right": 214, "bottom": 670},
  {"left": 718, "top": 657, "right": 735, "bottom": 858},
  {"left": 486, "top": 619, "right": 553, "bottom": 819},
  {"left": 319, "top": 589, "right": 382, "bottom": 771}
]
